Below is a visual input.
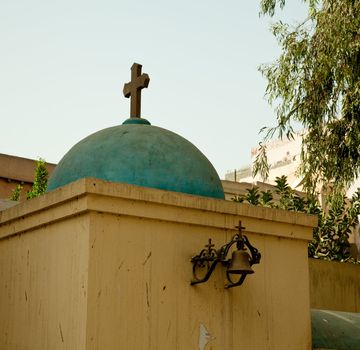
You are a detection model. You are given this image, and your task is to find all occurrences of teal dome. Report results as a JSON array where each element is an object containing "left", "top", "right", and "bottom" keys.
[{"left": 47, "top": 119, "right": 224, "bottom": 199}]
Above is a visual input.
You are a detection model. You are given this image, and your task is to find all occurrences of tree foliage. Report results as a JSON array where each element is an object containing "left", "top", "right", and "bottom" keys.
[
  {"left": 255, "top": 0, "right": 360, "bottom": 193},
  {"left": 10, "top": 184, "right": 23, "bottom": 201},
  {"left": 233, "top": 175, "right": 360, "bottom": 263},
  {"left": 26, "top": 158, "right": 49, "bottom": 199}
]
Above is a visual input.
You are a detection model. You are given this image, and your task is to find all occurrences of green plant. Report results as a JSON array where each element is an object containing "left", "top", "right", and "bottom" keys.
[
  {"left": 10, "top": 184, "right": 23, "bottom": 201},
  {"left": 260, "top": 190, "right": 273, "bottom": 206},
  {"left": 26, "top": 158, "right": 49, "bottom": 199},
  {"left": 233, "top": 187, "right": 273, "bottom": 207},
  {"left": 233, "top": 176, "right": 360, "bottom": 263},
  {"left": 245, "top": 187, "right": 260, "bottom": 205},
  {"left": 255, "top": 0, "right": 360, "bottom": 195},
  {"left": 309, "top": 191, "right": 360, "bottom": 262}
]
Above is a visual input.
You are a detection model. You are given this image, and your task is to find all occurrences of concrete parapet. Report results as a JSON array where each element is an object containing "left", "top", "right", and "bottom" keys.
[
  {"left": 0, "top": 178, "right": 317, "bottom": 349},
  {"left": 309, "top": 258, "right": 360, "bottom": 313}
]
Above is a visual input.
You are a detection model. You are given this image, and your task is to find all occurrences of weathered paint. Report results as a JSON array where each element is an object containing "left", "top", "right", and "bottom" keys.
[
  {"left": 199, "top": 324, "right": 213, "bottom": 350},
  {"left": 0, "top": 178, "right": 317, "bottom": 349},
  {"left": 47, "top": 122, "right": 224, "bottom": 199},
  {"left": 311, "top": 309, "right": 360, "bottom": 350}
]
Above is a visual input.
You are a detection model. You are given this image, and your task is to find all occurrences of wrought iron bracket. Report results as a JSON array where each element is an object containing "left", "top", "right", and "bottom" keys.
[{"left": 190, "top": 221, "right": 261, "bottom": 288}]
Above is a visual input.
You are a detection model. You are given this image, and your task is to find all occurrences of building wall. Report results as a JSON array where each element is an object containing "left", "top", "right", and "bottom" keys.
[
  {"left": 0, "top": 178, "right": 32, "bottom": 201},
  {"left": 225, "top": 132, "right": 303, "bottom": 188},
  {"left": 0, "top": 178, "right": 317, "bottom": 349},
  {"left": 309, "top": 259, "right": 360, "bottom": 313},
  {"left": 0, "top": 215, "right": 89, "bottom": 349}
]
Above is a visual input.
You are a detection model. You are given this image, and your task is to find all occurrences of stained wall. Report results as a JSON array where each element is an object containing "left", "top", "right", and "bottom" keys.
[{"left": 0, "top": 178, "right": 316, "bottom": 350}]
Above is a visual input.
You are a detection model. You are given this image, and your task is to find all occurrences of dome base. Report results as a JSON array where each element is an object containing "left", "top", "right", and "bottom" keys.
[{"left": 122, "top": 118, "right": 151, "bottom": 125}]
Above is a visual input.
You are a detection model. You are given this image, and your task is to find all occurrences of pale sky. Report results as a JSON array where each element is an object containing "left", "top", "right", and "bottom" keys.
[{"left": 0, "top": 0, "right": 307, "bottom": 178}]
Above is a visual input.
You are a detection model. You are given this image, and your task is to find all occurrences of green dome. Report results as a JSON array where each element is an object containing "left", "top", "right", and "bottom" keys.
[{"left": 47, "top": 119, "right": 224, "bottom": 199}]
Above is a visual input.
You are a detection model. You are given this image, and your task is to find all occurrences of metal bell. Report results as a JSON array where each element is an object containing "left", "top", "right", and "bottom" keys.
[{"left": 227, "top": 250, "right": 254, "bottom": 275}]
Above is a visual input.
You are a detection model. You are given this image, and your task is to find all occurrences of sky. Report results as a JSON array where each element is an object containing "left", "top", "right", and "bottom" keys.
[{"left": 0, "top": 0, "right": 308, "bottom": 178}]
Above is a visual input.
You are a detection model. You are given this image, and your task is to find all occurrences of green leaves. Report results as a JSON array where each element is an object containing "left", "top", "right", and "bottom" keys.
[
  {"left": 252, "top": 142, "right": 269, "bottom": 182},
  {"left": 309, "top": 191, "right": 360, "bottom": 263},
  {"left": 256, "top": 0, "right": 360, "bottom": 194},
  {"left": 10, "top": 184, "right": 23, "bottom": 201},
  {"left": 26, "top": 158, "right": 49, "bottom": 200},
  {"left": 260, "top": 0, "right": 286, "bottom": 17},
  {"left": 9, "top": 158, "right": 48, "bottom": 201},
  {"left": 233, "top": 175, "right": 360, "bottom": 263},
  {"left": 233, "top": 187, "right": 274, "bottom": 207}
]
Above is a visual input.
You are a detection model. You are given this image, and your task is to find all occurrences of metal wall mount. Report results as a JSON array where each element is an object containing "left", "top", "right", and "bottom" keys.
[{"left": 190, "top": 221, "right": 261, "bottom": 288}]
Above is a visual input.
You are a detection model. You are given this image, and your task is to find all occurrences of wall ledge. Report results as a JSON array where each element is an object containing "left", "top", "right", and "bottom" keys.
[{"left": 0, "top": 178, "right": 317, "bottom": 240}]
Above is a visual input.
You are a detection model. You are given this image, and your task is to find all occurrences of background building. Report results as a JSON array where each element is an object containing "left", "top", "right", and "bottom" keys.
[
  {"left": 0, "top": 153, "right": 55, "bottom": 203},
  {"left": 225, "top": 132, "right": 303, "bottom": 188}
]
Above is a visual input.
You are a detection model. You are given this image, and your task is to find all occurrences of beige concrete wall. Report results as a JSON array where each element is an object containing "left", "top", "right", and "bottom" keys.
[
  {"left": 0, "top": 214, "right": 90, "bottom": 349},
  {"left": 309, "top": 258, "right": 360, "bottom": 313},
  {"left": 0, "top": 178, "right": 317, "bottom": 350}
]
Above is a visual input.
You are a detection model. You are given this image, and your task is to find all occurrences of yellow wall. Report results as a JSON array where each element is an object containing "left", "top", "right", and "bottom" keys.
[
  {"left": 0, "top": 178, "right": 317, "bottom": 350},
  {"left": 0, "top": 215, "right": 89, "bottom": 349},
  {"left": 309, "top": 258, "right": 360, "bottom": 313}
]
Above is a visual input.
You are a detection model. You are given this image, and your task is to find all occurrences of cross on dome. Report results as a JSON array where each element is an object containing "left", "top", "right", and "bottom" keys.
[{"left": 123, "top": 63, "right": 150, "bottom": 118}]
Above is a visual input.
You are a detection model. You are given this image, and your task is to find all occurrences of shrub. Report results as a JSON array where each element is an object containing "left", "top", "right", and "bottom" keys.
[{"left": 233, "top": 176, "right": 360, "bottom": 263}]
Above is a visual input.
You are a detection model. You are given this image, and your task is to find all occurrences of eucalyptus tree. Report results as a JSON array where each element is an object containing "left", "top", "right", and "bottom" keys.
[{"left": 255, "top": 0, "right": 360, "bottom": 194}]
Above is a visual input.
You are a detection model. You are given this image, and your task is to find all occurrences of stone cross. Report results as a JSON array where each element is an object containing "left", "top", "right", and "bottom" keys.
[{"left": 123, "top": 63, "right": 150, "bottom": 118}]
